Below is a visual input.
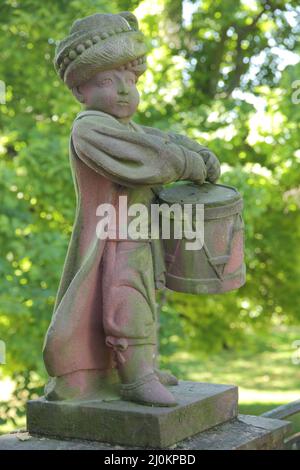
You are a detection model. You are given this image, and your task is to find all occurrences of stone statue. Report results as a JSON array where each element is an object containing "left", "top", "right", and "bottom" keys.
[{"left": 43, "top": 11, "right": 221, "bottom": 407}]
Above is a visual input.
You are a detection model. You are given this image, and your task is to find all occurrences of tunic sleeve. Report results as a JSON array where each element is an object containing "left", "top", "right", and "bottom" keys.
[
  {"left": 71, "top": 116, "right": 207, "bottom": 188},
  {"left": 139, "top": 124, "right": 221, "bottom": 183}
]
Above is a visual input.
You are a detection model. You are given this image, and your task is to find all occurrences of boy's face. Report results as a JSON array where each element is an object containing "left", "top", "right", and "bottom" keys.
[{"left": 77, "top": 68, "right": 140, "bottom": 120}]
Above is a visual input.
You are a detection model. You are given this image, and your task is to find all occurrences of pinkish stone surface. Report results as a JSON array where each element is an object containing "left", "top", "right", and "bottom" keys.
[{"left": 41, "top": 11, "right": 242, "bottom": 409}]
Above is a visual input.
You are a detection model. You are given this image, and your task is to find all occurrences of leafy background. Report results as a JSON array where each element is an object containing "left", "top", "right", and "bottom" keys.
[{"left": 0, "top": 0, "right": 299, "bottom": 435}]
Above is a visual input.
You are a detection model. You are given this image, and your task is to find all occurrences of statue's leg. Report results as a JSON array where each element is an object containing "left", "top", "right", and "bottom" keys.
[{"left": 102, "top": 240, "right": 177, "bottom": 407}]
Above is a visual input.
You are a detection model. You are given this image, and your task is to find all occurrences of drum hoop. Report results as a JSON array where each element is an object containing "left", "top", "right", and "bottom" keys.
[
  {"left": 157, "top": 182, "right": 243, "bottom": 214},
  {"left": 204, "top": 199, "right": 243, "bottom": 220}
]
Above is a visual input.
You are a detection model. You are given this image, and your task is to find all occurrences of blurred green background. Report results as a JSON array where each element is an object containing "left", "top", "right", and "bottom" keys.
[{"left": 0, "top": 0, "right": 299, "bottom": 436}]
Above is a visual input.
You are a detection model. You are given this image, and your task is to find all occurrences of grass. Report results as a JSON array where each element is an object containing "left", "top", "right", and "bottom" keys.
[{"left": 161, "top": 325, "right": 300, "bottom": 435}]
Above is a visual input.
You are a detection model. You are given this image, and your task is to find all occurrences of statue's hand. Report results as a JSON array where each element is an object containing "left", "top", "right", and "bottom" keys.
[
  {"left": 180, "top": 147, "right": 207, "bottom": 185},
  {"left": 199, "top": 150, "right": 221, "bottom": 183}
]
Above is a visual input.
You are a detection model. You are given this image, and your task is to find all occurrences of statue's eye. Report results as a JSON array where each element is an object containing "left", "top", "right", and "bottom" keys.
[
  {"left": 100, "top": 78, "right": 113, "bottom": 86},
  {"left": 127, "top": 77, "right": 135, "bottom": 85}
]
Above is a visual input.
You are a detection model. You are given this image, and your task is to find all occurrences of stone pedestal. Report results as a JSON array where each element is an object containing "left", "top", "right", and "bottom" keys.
[
  {"left": 0, "top": 415, "right": 290, "bottom": 450},
  {"left": 27, "top": 381, "right": 238, "bottom": 448}
]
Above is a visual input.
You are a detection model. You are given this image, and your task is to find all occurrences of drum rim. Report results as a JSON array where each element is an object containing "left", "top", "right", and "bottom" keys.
[{"left": 157, "top": 182, "right": 242, "bottom": 208}]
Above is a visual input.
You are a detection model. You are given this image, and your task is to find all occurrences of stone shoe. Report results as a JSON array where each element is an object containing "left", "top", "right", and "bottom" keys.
[{"left": 120, "top": 372, "right": 177, "bottom": 407}]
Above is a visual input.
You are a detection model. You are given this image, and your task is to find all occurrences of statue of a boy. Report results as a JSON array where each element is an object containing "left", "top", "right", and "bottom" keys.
[{"left": 43, "top": 11, "right": 221, "bottom": 407}]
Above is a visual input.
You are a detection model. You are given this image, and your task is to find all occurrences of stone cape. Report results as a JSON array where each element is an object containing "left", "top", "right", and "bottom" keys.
[{"left": 43, "top": 109, "right": 211, "bottom": 379}]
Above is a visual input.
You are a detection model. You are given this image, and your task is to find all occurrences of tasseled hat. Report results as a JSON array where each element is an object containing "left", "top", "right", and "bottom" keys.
[{"left": 54, "top": 11, "right": 148, "bottom": 88}]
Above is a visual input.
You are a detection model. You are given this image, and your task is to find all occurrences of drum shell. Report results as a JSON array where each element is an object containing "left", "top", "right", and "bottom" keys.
[{"left": 157, "top": 183, "right": 246, "bottom": 295}]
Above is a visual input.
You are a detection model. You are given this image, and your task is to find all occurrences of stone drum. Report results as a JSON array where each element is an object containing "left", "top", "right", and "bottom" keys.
[{"left": 157, "top": 182, "right": 246, "bottom": 294}]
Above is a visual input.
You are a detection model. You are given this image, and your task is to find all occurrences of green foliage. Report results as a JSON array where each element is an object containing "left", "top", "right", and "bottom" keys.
[
  {"left": 146, "top": 0, "right": 300, "bottom": 355},
  {"left": 0, "top": 0, "right": 299, "bottom": 432}
]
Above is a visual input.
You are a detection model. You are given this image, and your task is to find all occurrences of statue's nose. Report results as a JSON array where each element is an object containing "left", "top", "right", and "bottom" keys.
[{"left": 118, "top": 80, "right": 129, "bottom": 95}]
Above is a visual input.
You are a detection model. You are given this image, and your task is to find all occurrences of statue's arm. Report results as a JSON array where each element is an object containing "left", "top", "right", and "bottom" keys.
[
  {"left": 71, "top": 117, "right": 207, "bottom": 188},
  {"left": 139, "top": 125, "right": 221, "bottom": 183}
]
